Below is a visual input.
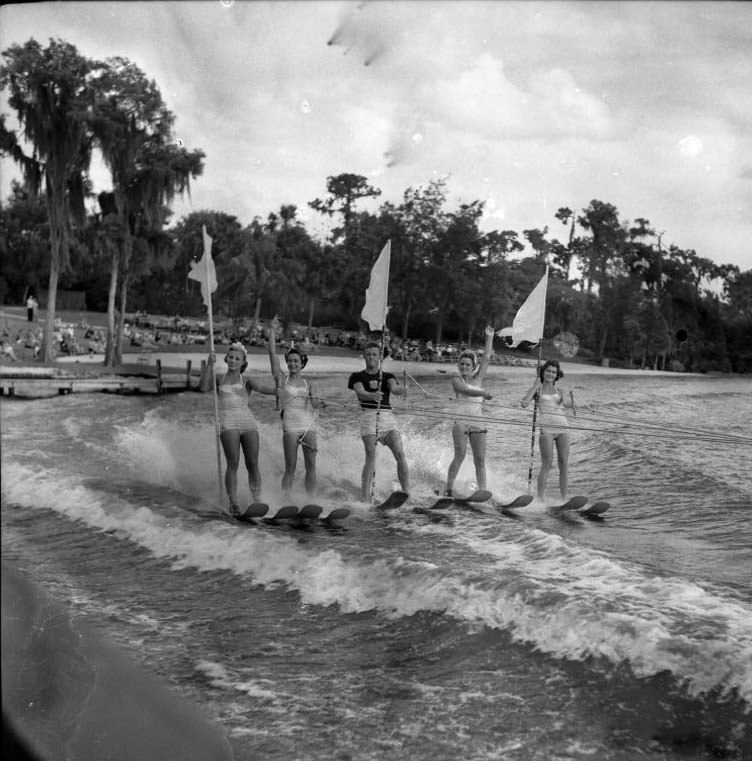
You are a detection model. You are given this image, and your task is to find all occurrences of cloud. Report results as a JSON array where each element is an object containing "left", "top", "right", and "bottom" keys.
[{"left": 2, "top": 0, "right": 751, "bottom": 270}]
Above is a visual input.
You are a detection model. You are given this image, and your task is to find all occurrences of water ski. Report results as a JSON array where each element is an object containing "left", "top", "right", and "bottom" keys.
[
  {"left": 549, "top": 496, "right": 588, "bottom": 512},
  {"left": 322, "top": 507, "right": 350, "bottom": 522},
  {"left": 580, "top": 501, "right": 610, "bottom": 518},
  {"left": 374, "top": 491, "right": 409, "bottom": 511},
  {"left": 454, "top": 489, "right": 492, "bottom": 505},
  {"left": 427, "top": 497, "right": 455, "bottom": 510},
  {"left": 320, "top": 507, "right": 351, "bottom": 529},
  {"left": 263, "top": 505, "right": 300, "bottom": 525},
  {"left": 494, "top": 494, "right": 534, "bottom": 512},
  {"left": 428, "top": 490, "right": 493, "bottom": 510},
  {"left": 234, "top": 503, "right": 270, "bottom": 523},
  {"left": 298, "top": 504, "right": 324, "bottom": 521}
]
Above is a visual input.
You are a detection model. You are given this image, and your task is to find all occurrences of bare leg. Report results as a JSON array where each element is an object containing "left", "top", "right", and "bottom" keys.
[
  {"left": 537, "top": 433, "right": 554, "bottom": 501},
  {"left": 281, "top": 432, "right": 300, "bottom": 493},
  {"left": 219, "top": 429, "right": 241, "bottom": 507},
  {"left": 384, "top": 430, "right": 410, "bottom": 494},
  {"left": 300, "top": 431, "right": 317, "bottom": 495},
  {"left": 555, "top": 433, "right": 570, "bottom": 500},
  {"left": 446, "top": 423, "right": 467, "bottom": 494},
  {"left": 239, "top": 430, "right": 261, "bottom": 500},
  {"left": 468, "top": 430, "right": 487, "bottom": 491},
  {"left": 360, "top": 434, "right": 377, "bottom": 501}
]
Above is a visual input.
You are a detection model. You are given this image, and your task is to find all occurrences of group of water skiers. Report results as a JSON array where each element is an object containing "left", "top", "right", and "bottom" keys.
[{"left": 200, "top": 322, "right": 576, "bottom": 515}]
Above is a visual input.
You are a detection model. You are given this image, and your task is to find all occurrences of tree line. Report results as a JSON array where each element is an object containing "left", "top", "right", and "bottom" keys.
[{"left": 1, "top": 38, "right": 750, "bottom": 373}]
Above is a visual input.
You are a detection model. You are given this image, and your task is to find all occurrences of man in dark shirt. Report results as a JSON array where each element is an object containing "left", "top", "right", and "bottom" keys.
[{"left": 347, "top": 342, "right": 410, "bottom": 501}]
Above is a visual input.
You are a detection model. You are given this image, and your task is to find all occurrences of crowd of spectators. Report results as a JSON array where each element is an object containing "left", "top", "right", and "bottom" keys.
[{"left": 2, "top": 310, "right": 535, "bottom": 368}]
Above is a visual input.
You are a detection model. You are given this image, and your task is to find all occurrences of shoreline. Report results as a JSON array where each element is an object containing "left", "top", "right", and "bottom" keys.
[
  {"left": 1, "top": 348, "right": 700, "bottom": 384},
  {"left": 1, "top": 305, "right": 709, "bottom": 390}
]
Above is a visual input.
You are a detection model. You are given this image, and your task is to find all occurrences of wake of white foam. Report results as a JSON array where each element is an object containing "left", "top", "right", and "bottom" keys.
[{"left": 3, "top": 462, "right": 750, "bottom": 705}]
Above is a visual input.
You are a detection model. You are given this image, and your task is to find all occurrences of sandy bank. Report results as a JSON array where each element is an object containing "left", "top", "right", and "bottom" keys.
[{"left": 46, "top": 351, "right": 682, "bottom": 378}]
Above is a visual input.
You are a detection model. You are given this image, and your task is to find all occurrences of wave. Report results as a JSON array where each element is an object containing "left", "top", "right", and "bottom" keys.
[{"left": 3, "top": 460, "right": 750, "bottom": 712}]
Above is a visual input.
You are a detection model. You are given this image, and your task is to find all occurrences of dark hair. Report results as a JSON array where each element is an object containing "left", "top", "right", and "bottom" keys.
[
  {"left": 285, "top": 347, "right": 308, "bottom": 368},
  {"left": 364, "top": 341, "right": 389, "bottom": 359},
  {"left": 538, "top": 359, "right": 564, "bottom": 383}
]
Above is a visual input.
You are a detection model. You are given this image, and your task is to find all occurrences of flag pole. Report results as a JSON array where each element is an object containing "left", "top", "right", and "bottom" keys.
[
  {"left": 526, "top": 266, "right": 548, "bottom": 495},
  {"left": 526, "top": 339, "right": 543, "bottom": 495},
  {"left": 371, "top": 241, "right": 391, "bottom": 504},
  {"left": 202, "top": 228, "right": 224, "bottom": 509}
]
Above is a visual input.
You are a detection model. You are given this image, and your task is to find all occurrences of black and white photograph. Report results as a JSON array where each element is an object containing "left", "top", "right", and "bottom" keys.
[{"left": 2, "top": 2, "right": 751, "bottom": 760}]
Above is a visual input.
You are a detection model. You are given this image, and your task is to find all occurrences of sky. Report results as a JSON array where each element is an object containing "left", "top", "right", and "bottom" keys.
[{"left": 1, "top": 0, "right": 751, "bottom": 271}]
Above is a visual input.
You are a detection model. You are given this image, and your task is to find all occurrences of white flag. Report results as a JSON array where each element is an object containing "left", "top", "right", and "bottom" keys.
[
  {"left": 498, "top": 267, "right": 548, "bottom": 347},
  {"left": 360, "top": 240, "right": 391, "bottom": 331},
  {"left": 187, "top": 225, "right": 218, "bottom": 308}
]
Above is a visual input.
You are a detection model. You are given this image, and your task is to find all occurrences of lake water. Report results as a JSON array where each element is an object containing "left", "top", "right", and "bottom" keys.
[{"left": 2, "top": 369, "right": 751, "bottom": 760}]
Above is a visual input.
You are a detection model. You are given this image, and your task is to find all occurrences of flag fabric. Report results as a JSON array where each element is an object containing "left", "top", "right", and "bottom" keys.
[
  {"left": 361, "top": 240, "right": 391, "bottom": 331},
  {"left": 187, "top": 225, "right": 218, "bottom": 308},
  {"left": 498, "top": 267, "right": 549, "bottom": 347}
]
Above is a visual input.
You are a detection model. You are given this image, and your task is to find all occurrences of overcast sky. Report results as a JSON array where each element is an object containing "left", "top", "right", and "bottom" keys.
[{"left": 1, "top": 0, "right": 751, "bottom": 270}]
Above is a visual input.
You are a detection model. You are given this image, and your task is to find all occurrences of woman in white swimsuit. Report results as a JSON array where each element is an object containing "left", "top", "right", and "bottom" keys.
[
  {"left": 267, "top": 320, "right": 326, "bottom": 496},
  {"left": 200, "top": 342, "right": 276, "bottom": 513},
  {"left": 444, "top": 326, "right": 495, "bottom": 496},
  {"left": 520, "top": 360, "right": 574, "bottom": 501}
]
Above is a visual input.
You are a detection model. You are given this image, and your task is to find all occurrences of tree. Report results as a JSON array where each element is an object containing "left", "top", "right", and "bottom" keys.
[
  {"left": 0, "top": 181, "right": 49, "bottom": 304},
  {"left": 554, "top": 206, "right": 576, "bottom": 278},
  {"left": 90, "top": 57, "right": 204, "bottom": 365},
  {"left": 576, "top": 200, "right": 628, "bottom": 361},
  {"left": 1, "top": 38, "right": 99, "bottom": 361},
  {"left": 523, "top": 227, "right": 551, "bottom": 263},
  {"left": 475, "top": 229, "right": 524, "bottom": 331},
  {"left": 170, "top": 210, "right": 244, "bottom": 318},
  {"left": 309, "top": 173, "right": 382, "bottom": 245},
  {"left": 428, "top": 200, "right": 487, "bottom": 345},
  {"left": 387, "top": 178, "right": 449, "bottom": 339}
]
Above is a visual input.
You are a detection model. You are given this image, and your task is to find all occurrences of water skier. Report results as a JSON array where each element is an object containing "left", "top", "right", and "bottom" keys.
[
  {"left": 520, "top": 359, "right": 574, "bottom": 502},
  {"left": 199, "top": 342, "right": 277, "bottom": 513},
  {"left": 348, "top": 342, "right": 410, "bottom": 502},
  {"left": 445, "top": 326, "right": 495, "bottom": 496},
  {"left": 267, "top": 319, "right": 326, "bottom": 497}
]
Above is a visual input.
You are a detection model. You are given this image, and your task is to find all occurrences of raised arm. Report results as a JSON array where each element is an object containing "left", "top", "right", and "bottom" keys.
[
  {"left": 476, "top": 325, "right": 495, "bottom": 385},
  {"left": 199, "top": 352, "right": 217, "bottom": 392},
  {"left": 267, "top": 316, "right": 282, "bottom": 381}
]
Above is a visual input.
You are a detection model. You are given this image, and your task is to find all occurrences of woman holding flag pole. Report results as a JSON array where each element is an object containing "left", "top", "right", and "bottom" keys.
[
  {"left": 192, "top": 225, "right": 276, "bottom": 513},
  {"left": 348, "top": 241, "right": 410, "bottom": 504},
  {"left": 499, "top": 267, "right": 550, "bottom": 497},
  {"left": 505, "top": 266, "right": 575, "bottom": 503},
  {"left": 521, "top": 359, "right": 574, "bottom": 502}
]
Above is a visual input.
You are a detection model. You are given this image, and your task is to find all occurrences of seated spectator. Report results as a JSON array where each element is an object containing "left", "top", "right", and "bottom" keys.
[{"left": 1, "top": 340, "right": 18, "bottom": 361}]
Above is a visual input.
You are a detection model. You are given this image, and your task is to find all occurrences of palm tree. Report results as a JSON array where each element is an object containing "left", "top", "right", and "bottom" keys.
[{"left": 1, "top": 39, "right": 98, "bottom": 361}]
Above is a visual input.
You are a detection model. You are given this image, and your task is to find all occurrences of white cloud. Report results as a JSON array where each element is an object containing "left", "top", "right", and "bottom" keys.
[{"left": 1, "top": 0, "right": 751, "bottom": 270}]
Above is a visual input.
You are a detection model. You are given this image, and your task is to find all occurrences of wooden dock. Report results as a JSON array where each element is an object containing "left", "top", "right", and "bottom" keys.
[{"left": 0, "top": 359, "right": 199, "bottom": 399}]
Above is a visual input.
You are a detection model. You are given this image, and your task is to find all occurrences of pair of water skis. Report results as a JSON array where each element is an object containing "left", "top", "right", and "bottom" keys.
[
  {"left": 418, "top": 491, "right": 610, "bottom": 520},
  {"left": 230, "top": 503, "right": 350, "bottom": 530},
  {"left": 493, "top": 494, "right": 610, "bottom": 519},
  {"left": 409, "top": 489, "right": 494, "bottom": 524}
]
